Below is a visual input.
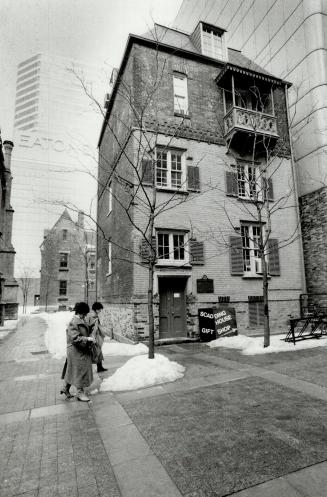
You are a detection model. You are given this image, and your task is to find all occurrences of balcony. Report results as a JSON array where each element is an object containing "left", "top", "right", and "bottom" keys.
[{"left": 223, "top": 106, "right": 278, "bottom": 146}]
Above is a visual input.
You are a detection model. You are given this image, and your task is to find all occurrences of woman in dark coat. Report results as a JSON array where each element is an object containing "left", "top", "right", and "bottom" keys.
[{"left": 60, "top": 302, "right": 95, "bottom": 402}]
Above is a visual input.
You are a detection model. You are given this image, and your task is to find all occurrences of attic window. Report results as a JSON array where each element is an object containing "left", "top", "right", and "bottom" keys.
[{"left": 201, "top": 25, "right": 223, "bottom": 60}]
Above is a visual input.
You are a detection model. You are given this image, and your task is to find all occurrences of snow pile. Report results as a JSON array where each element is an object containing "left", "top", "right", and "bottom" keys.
[
  {"left": 101, "top": 353, "right": 185, "bottom": 392},
  {"left": 102, "top": 341, "right": 148, "bottom": 356},
  {"left": 41, "top": 311, "right": 71, "bottom": 359},
  {"left": 207, "top": 333, "right": 327, "bottom": 355}
]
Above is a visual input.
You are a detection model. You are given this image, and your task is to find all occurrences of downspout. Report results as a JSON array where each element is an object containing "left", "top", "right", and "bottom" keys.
[{"left": 285, "top": 85, "right": 307, "bottom": 295}]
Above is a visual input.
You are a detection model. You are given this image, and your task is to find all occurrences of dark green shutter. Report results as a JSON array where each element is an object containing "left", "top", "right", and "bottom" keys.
[
  {"left": 263, "top": 177, "right": 274, "bottom": 201},
  {"left": 187, "top": 166, "right": 200, "bottom": 192},
  {"left": 268, "top": 238, "right": 280, "bottom": 275},
  {"left": 226, "top": 171, "right": 238, "bottom": 196},
  {"left": 190, "top": 240, "right": 204, "bottom": 264},
  {"left": 230, "top": 236, "right": 243, "bottom": 275},
  {"left": 268, "top": 177, "right": 274, "bottom": 201},
  {"left": 141, "top": 158, "right": 153, "bottom": 185}
]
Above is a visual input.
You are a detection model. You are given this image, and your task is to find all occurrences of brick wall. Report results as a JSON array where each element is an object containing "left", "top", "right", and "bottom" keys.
[{"left": 300, "top": 187, "right": 327, "bottom": 302}]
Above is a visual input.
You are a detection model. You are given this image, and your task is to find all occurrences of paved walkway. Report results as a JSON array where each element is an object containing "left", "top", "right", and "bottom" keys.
[{"left": 2, "top": 317, "right": 327, "bottom": 496}]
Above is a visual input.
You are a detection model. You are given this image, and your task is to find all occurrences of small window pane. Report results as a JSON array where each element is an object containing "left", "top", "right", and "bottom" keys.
[
  {"left": 173, "top": 234, "right": 185, "bottom": 260},
  {"left": 156, "top": 151, "right": 168, "bottom": 187},
  {"left": 157, "top": 233, "right": 170, "bottom": 259},
  {"left": 62, "top": 229, "right": 67, "bottom": 240},
  {"left": 59, "top": 253, "right": 68, "bottom": 268},
  {"left": 59, "top": 280, "right": 67, "bottom": 295}
]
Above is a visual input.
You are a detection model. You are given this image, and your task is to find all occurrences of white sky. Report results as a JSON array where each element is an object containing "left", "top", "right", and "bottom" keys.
[{"left": 0, "top": 0, "right": 183, "bottom": 139}]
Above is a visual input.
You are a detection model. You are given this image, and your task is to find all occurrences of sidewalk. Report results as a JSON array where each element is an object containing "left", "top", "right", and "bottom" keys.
[{"left": 2, "top": 318, "right": 327, "bottom": 496}]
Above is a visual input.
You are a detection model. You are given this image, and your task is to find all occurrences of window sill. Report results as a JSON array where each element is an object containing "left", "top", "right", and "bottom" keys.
[
  {"left": 174, "top": 112, "right": 191, "bottom": 119},
  {"left": 156, "top": 187, "right": 189, "bottom": 195},
  {"left": 242, "top": 274, "right": 271, "bottom": 279},
  {"left": 155, "top": 262, "right": 192, "bottom": 268},
  {"left": 59, "top": 268, "right": 69, "bottom": 271}
]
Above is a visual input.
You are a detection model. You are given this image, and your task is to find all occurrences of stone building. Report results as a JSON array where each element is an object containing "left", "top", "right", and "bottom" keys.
[
  {"left": 39, "top": 210, "right": 95, "bottom": 310},
  {"left": 0, "top": 138, "right": 18, "bottom": 322},
  {"left": 97, "top": 22, "right": 305, "bottom": 341},
  {"left": 173, "top": 1, "right": 327, "bottom": 311}
]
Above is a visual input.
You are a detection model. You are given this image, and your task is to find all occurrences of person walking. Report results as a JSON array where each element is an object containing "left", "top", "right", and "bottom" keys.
[
  {"left": 61, "top": 301, "right": 95, "bottom": 402},
  {"left": 87, "top": 302, "right": 109, "bottom": 373}
]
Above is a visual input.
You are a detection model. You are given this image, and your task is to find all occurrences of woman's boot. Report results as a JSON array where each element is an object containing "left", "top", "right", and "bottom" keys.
[
  {"left": 97, "top": 362, "right": 108, "bottom": 372},
  {"left": 76, "top": 389, "right": 90, "bottom": 402},
  {"left": 60, "top": 383, "right": 73, "bottom": 399}
]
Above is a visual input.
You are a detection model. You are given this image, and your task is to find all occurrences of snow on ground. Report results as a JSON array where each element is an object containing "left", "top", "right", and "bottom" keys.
[
  {"left": 102, "top": 341, "right": 148, "bottom": 356},
  {"left": 207, "top": 333, "right": 327, "bottom": 355},
  {"left": 101, "top": 353, "right": 185, "bottom": 392}
]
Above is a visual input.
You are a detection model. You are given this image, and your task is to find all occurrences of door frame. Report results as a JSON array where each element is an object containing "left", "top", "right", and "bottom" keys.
[{"left": 158, "top": 275, "right": 189, "bottom": 338}]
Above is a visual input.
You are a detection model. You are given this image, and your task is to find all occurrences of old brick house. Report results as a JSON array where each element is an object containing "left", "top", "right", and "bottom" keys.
[
  {"left": 97, "top": 22, "right": 305, "bottom": 341},
  {"left": 0, "top": 137, "right": 18, "bottom": 322},
  {"left": 39, "top": 210, "right": 95, "bottom": 310}
]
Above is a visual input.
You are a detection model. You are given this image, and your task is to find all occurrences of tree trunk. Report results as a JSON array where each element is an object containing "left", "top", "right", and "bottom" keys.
[
  {"left": 262, "top": 255, "right": 270, "bottom": 347},
  {"left": 148, "top": 261, "right": 155, "bottom": 359}
]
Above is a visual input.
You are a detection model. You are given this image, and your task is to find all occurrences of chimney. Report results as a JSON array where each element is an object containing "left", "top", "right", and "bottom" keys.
[
  {"left": 3, "top": 141, "right": 14, "bottom": 170},
  {"left": 77, "top": 210, "right": 84, "bottom": 228}
]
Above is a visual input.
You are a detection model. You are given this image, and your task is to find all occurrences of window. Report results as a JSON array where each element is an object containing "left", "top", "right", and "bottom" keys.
[
  {"left": 237, "top": 164, "right": 261, "bottom": 200},
  {"left": 173, "top": 73, "right": 188, "bottom": 115},
  {"left": 156, "top": 231, "right": 188, "bottom": 265},
  {"left": 202, "top": 26, "right": 223, "bottom": 59},
  {"left": 59, "top": 252, "right": 68, "bottom": 268},
  {"left": 62, "top": 229, "right": 67, "bottom": 241},
  {"left": 107, "top": 242, "right": 112, "bottom": 275},
  {"left": 241, "top": 224, "right": 262, "bottom": 275},
  {"left": 156, "top": 148, "right": 186, "bottom": 190},
  {"left": 107, "top": 182, "right": 112, "bottom": 215},
  {"left": 59, "top": 280, "right": 67, "bottom": 296}
]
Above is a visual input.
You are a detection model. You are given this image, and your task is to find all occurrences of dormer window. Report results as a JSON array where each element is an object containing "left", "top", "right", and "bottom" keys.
[
  {"left": 190, "top": 22, "right": 227, "bottom": 61},
  {"left": 202, "top": 25, "right": 223, "bottom": 59}
]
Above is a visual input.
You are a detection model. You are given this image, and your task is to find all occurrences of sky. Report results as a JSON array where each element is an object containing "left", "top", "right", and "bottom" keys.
[{"left": 0, "top": 0, "right": 184, "bottom": 140}]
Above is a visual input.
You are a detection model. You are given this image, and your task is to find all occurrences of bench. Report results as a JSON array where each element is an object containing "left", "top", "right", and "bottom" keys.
[{"left": 285, "top": 311, "right": 327, "bottom": 345}]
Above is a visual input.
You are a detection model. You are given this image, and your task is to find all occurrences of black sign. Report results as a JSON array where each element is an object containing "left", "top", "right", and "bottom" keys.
[
  {"left": 214, "top": 307, "right": 237, "bottom": 337},
  {"left": 198, "top": 308, "right": 216, "bottom": 341},
  {"left": 197, "top": 277, "right": 214, "bottom": 293},
  {"left": 198, "top": 306, "right": 238, "bottom": 341}
]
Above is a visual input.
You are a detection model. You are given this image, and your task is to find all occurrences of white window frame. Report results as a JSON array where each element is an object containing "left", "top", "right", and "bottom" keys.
[
  {"left": 237, "top": 164, "right": 263, "bottom": 201},
  {"left": 155, "top": 148, "right": 186, "bottom": 191},
  {"left": 59, "top": 251, "right": 69, "bottom": 268},
  {"left": 59, "top": 280, "right": 67, "bottom": 296},
  {"left": 107, "top": 182, "right": 112, "bottom": 216},
  {"left": 106, "top": 241, "right": 112, "bottom": 276},
  {"left": 201, "top": 26, "right": 223, "bottom": 60},
  {"left": 173, "top": 73, "right": 188, "bottom": 115},
  {"left": 241, "top": 224, "right": 266, "bottom": 275},
  {"left": 156, "top": 230, "right": 189, "bottom": 266}
]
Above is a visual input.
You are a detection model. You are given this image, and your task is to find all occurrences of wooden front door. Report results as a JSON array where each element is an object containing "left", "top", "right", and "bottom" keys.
[{"left": 159, "top": 278, "right": 187, "bottom": 338}]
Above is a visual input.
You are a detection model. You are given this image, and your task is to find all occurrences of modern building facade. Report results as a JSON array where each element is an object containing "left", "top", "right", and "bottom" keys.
[
  {"left": 174, "top": 0, "right": 327, "bottom": 310},
  {"left": 39, "top": 209, "right": 95, "bottom": 310},
  {"left": 0, "top": 138, "right": 18, "bottom": 321},
  {"left": 11, "top": 53, "right": 103, "bottom": 277},
  {"left": 96, "top": 22, "right": 305, "bottom": 341}
]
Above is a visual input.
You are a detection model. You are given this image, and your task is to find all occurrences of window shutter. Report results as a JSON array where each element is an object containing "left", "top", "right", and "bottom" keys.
[
  {"left": 141, "top": 158, "right": 153, "bottom": 185},
  {"left": 268, "top": 177, "right": 274, "bottom": 201},
  {"left": 268, "top": 238, "right": 280, "bottom": 275},
  {"left": 187, "top": 166, "right": 200, "bottom": 192},
  {"left": 226, "top": 171, "right": 238, "bottom": 196},
  {"left": 230, "top": 236, "right": 243, "bottom": 275},
  {"left": 263, "top": 177, "right": 274, "bottom": 201},
  {"left": 140, "top": 236, "right": 156, "bottom": 264},
  {"left": 190, "top": 240, "right": 204, "bottom": 265}
]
